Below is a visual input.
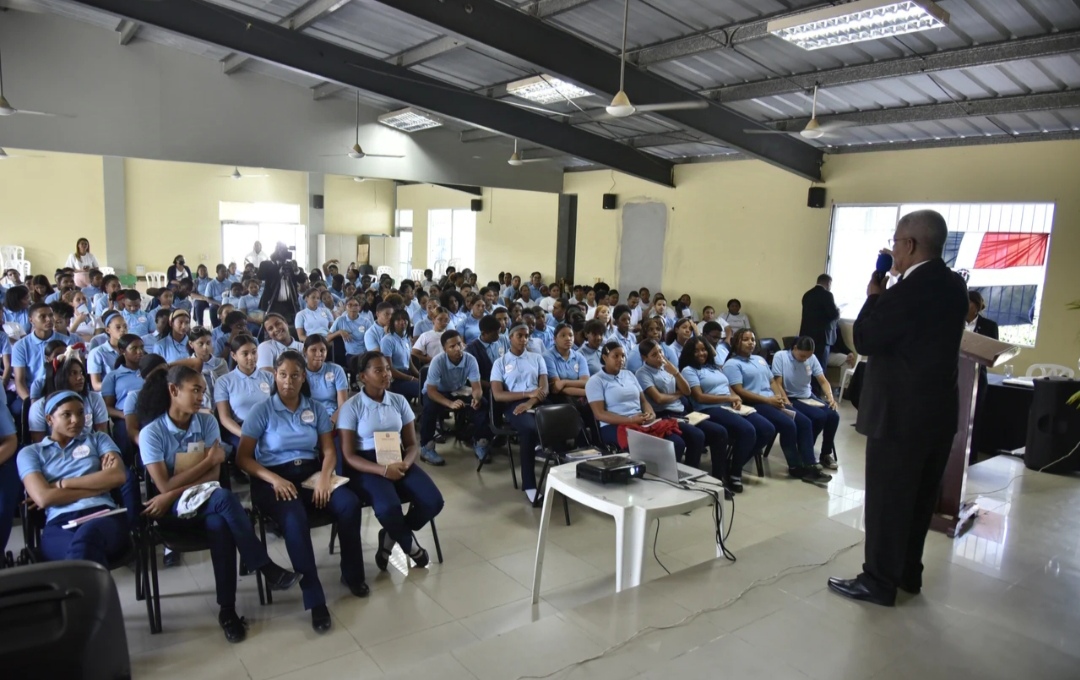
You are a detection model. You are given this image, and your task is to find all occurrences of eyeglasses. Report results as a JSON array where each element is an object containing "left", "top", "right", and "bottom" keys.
[{"left": 887, "top": 237, "right": 916, "bottom": 248}]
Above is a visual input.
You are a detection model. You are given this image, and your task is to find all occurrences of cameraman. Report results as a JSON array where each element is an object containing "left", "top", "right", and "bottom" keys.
[{"left": 258, "top": 242, "right": 303, "bottom": 319}]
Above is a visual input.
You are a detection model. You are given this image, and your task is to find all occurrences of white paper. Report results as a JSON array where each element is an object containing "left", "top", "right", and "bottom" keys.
[{"left": 374, "top": 431, "right": 403, "bottom": 465}]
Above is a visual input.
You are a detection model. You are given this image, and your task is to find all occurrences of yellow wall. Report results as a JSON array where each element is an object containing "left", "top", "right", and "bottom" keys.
[
  {"left": 396, "top": 184, "right": 560, "bottom": 283},
  {"left": 565, "top": 140, "right": 1080, "bottom": 373},
  {"left": 324, "top": 176, "right": 395, "bottom": 236},
  {"left": 0, "top": 149, "right": 105, "bottom": 275}
]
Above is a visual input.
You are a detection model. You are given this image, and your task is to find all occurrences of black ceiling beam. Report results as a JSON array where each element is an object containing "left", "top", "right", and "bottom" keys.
[
  {"left": 68, "top": 0, "right": 675, "bottom": 187},
  {"left": 369, "top": 0, "right": 823, "bottom": 181}
]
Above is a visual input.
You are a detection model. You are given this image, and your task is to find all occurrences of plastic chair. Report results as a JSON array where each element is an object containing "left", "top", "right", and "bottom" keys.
[
  {"left": 98, "top": 266, "right": 115, "bottom": 276},
  {"left": 0, "top": 561, "right": 132, "bottom": 680},
  {"left": 375, "top": 266, "right": 393, "bottom": 279},
  {"left": 755, "top": 338, "right": 781, "bottom": 366},
  {"left": 145, "top": 271, "right": 167, "bottom": 289},
  {"left": 0, "top": 245, "right": 25, "bottom": 264},
  {"left": 481, "top": 392, "right": 520, "bottom": 489},
  {"left": 533, "top": 403, "right": 591, "bottom": 522},
  {"left": 7, "top": 258, "right": 30, "bottom": 279},
  {"left": 432, "top": 259, "right": 448, "bottom": 278},
  {"left": 1026, "top": 364, "right": 1075, "bottom": 379},
  {"left": 837, "top": 356, "right": 864, "bottom": 404},
  {"left": 410, "top": 269, "right": 425, "bottom": 283}
]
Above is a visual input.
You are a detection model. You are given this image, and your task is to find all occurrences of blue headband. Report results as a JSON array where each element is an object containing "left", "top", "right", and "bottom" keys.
[{"left": 44, "top": 390, "right": 83, "bottom": 415}]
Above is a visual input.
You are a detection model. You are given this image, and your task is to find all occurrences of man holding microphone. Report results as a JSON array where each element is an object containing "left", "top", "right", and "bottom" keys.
[{"left": 828, "top": 210, "right": 968, "bottom": 607}]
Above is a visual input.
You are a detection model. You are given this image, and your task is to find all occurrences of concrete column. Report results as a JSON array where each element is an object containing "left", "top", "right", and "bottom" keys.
[
  {"left": 307, "top": 172, "right": 325, "bottom": 272},
  {"left": 102, "top": 156, "right": 129, "bottom": 274}
]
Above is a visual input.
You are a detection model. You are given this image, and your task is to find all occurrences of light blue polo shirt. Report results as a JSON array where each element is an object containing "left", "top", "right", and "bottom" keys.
[
  {"left": 241, "top": 395, "right": 331, "bottom": 467},
  {"left": 682, "top": 364, "right": 733, "bottom": 410},
  {"left": 723, "top": 354, "right": 775, "bottom": 397},
  {"left": 425, "top": 352, "right": 480, "bottom": 393},
  {"left": 459, "top": 315, "right": 484, "bottom": 344},
  {"left": 295, "top": 307, "right": 335, "bottom": 338},
  {"left": 543, "top": 348, "right": 589, "bottom": 381},
  {"left": 149, "top": 333, "right": 190, "bottom": 362},
  {"left": 307, "top": 363, "right": 349, "bottom": 416},
  {"left": 18, "top": 432, "right": 120, "bottom": 522},
  {"left": 100, "top": 366, "right": 144, "bottom": 409},
  {"left": 380, "top": 333, "right": 413, "bottom": 372},
  {"left": 214, "top": 367, "right": 273, "bottom": 421},
  {"left": 579, "top": 344, "right": 603, "bottom": 375},
  {"left": 363, "top": 325, "right": 387, "bottom": 352},
  {"left": 609, "top": 330, "right": 636, "bottom": 356},
  {"left": 531, "top": 327, "right": 555, "bottom": 352},
  {"left": 0, "top": 389, "right": 16, "bottom": 437},
  {"left": 585, "top": 370, "right": 643, "bottom": 427},
  {"left": 337, "top": 389, "right": 415, "bottom": 452},
  {"left": 636, "top": 364, "right": 684, "bottom": 414},
  {"left": 29, "top": 391, "right": 109, "bottom": 437},
  {"left": 714, "top": 343, "right": 731, "bottom": 364},
  {"left": 626, "top": 342, "right": 677, "bottom": 374},
  {"left": 256, "top": 338, "right": 303, "bottom": 370},
  {"left": 194, "top": 277, "right": 212, "bottom": 295},
  {"left": 490, "top": 348, "right": 547, "bottom": 393},
  {"left": 771, "top": 350, "right": 823, "bottom": 400},
  {"left": 413, "top": 317, "right": 434, "bottom": 339},
  {"left": 12, "top": 331, "right": 75, "bottom": 385},
  {"left": 331, "top": 313, "right": 370, "bottom": 356},
  {"left": 204, "top": 278, "right": 229, "bottom": 303},
  {"left": 3, "top": 308, "right": 29, "bottom": 335},
  {"left": 238, "top": 294, "right": 262, "bottom": 316},
  {"left": 123, "top": 389, "right": 140, "bottom": 417},
  {"left": 140, "top": 412, "right": 221, "bottom": 475},
  {"left": 120, "top": 309, "right": 151, "bottom": 337},
  {"left": 476, "top": 336, "right": 509, "bottom": 365}
]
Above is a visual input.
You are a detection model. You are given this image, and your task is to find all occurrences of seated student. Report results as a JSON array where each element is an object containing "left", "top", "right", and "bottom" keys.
[
  {"left": 529, "top": 306, "right": 555, "bottom": 351},
  {"left": 490, "top": 323, "right": 549, "bottom": 503},
  {"left": 331, "top": 296, "right": 371, "bottom": 362},
  {"left": 190, "top": 264, "right": 213, "bottom": 325},
  {"left": 29, "top": 354, "right": 109, "bottom": 443},
  {"left": 459, "top": 296, "right": 487, "bottom": 345},
  {"left": 295, "top": 288, "right": 336, "bottom": 342},
  {"left": 646, "top": 294, "right": 674, "bottom": 331},
  {"left": 699, "top": 321, "right": 732, "bottom": 363},
  {"left": 138, "top": 364, "right": 300, "bottom": 643},
  {"left": 3, "top": 285, "right": 32, "bottom": 337},
  {"left": 544, "top": 322, "right": 590, "bottom": 400},
  {"left": 172, "top": 279, "right": 194, "bottom": 313},
  {"left": 626, "top": 291, "right": 643, "bottom": 328},
  {"left": 189, "top": 326, "right": 228, "bottom": 405},
  {"left": 627, "top": 318, "right": 676, "bottom": 373},
  {"left": 63, "top": 290, "right": 95, "bottom": 341},
  {"left": 214, "top": 308, "right": 249, "bottom": 359},
  {"left": 771, "top": 337, "right": 840, "bottom": 470},
  {"left": 27, "top": 340, "right": 70, "bottom": 400},
  {"left": 237, "top": 278, "right": 264, "bottom": 324},
  {"left": 82, "top": 269, "right": 104, "bottom": 300},
  {"left": 723, "top": 329, "right": 827, "bottom": 486},
  {"left": 678, "top": 337, "right": 771, "bottom": 492},
  {"left": 667, "top": 317, "right": 697, "bottom": 358},
  {"left": 411, "top": 298, "right": 440, "bottom": 341},
  {"left": 222, "top": 282, "right": 245, "bottom": 309},
  {"left": 579, "top": 319, "right": 607, "bottom": 375},
  {"left": 420, "top": 330, "right": 489, "bottom": 465},
  {"left": 465, "top": 315, "right": 505, "bottom": 388},
  {"left": 12, "top": 302, "right": 75, "bottom": 406},
  {"left": 215, "top": 334, "right": 274, "bottom": 454},
  {"left": 17, "top": 392, "right": 130, "bottom": 567},
  {"left": 520, "top": 311, "right": 546, "bottom": 355},
  {"left": 88, "top": 310, "right": 127, "bottom": 389},
  {"left": 146, "top": 287, "right": 174, "bottom": 314},
  {"left": 412, "top": 306, "right": 451, "bottom": 366},
  {"left": 118, "top": 290, "right": 152, "bottom": 337},
  {"left": 721, "top": 299, "right": 750, "bottom": 331},
  {"left": 608, "top": 305, "right": 636, "bottom": 353},
  {"left": 363, "top": 302, "right": 395, "bottom": 352},
  {"left": 238, "top": 350, "right": 368, "bottom": 633},
  {"left": 47, "top": 302, "right": 75, "bottom": 344},
  {"left": 148, "top": 310, "right": 192, "bottom": 362},
  {"left": 674, "top": 294, "right": 695, "bottom": 322},
  {"left": 142, "top": 308, "right": 172, "bottom": 349},
  {"left": 420, "top": 269, "right": 435, "bottom": 290},
  {"left": 303, "top": 335, "right": 348, "bottom": 427},
  {"left": 91, "top": 275, "right": 121, "bottom": 318},
  {"left": 380, "top": 309, "right": 421, "bottom": 399},
  {"left": 539, "top": 283, "right": 561, "bottom": 313},
  {"left": 440, "top": 290, "right": 467, "bottom": 329},
  {"left": 0, "top": 389, "right": 20, "bottom": 553},
  {"left": 257, "top": 313, "right": 303, "bottom": 372},
  {"left": 202, "top": 265, "right": 231, "bottom": 327},
  {"left": 339, "top": 351, "right": 444, "bottom": 570},
  {"left": 696, "top": 305, "right": 730, "bottom": 338}
]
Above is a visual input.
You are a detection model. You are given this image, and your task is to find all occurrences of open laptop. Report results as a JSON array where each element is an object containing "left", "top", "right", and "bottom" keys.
[{"left": 627, "top": 430, "right": 707, "bottom": 483}]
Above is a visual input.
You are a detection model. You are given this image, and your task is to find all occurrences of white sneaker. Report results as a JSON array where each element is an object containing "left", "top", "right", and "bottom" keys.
[{"left": 525, "top": 488, "right": 538, "bottom": 504}]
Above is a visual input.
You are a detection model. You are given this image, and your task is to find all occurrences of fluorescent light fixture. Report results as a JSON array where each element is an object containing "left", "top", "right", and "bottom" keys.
[
  {"left": 506, "top": 75, "right": 593, "bottom": 105},
  {"left": 768, "top": 0, "right": 949, "bottom": 51},
  {"left": 377, "top": 107, "right": 443, "bottom": 132}
]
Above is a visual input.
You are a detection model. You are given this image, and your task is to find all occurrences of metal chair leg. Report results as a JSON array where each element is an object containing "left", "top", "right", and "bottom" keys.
[
  {"left": 149, "top": 544, "right": 162, "bottom": 634},
  {"left": 258, "top": 514, "right": 272, "bottom": 606},
  {"left": 329, "top": 524, "right": 338, "bottom": 555},
  {"left": 562, "top": 495, "right": 571, "bottom": 527},
  {"left": 430, "top": 520, "right": 444, "bottom": 564}
]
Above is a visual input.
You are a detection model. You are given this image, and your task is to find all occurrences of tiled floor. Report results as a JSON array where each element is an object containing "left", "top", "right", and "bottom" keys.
[{"left": 22, "top": 405, "right": 1080, "bottom": 679}]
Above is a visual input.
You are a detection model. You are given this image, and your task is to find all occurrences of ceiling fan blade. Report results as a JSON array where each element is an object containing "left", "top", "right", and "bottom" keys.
[
  {"left": 504, "top": 100, "right": 571, "bottom": 117},
  {"left": 15, "top": 108, "right": 74, "bottom": 117},
  {"left": 633, "top": 101, "right": 709, "bottom": 113},
  {"left": 245, "top": 174, "right": 270, "bottom": 178},
  {"left": 742, "top": 129, "right": 799, "bottom": 135},
  {"left": 816, "top": 120, "right": 858, "bottom": 134},
  {"left": 362, "top": 153, "right": 404, "bottom": 159},
  {"left": 519, "top": 157, "right": 552, "bottom": 163}
]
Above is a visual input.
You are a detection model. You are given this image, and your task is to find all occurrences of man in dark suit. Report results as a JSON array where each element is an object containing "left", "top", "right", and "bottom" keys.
[
  {"left": 799, "top": 274, "right": 840, "bottom": 368},
  {"left": 828, "top": 210, "right": 968, "bottom": 607},
  {"left": 966, "top": 291, "right": 999, "bottom": 463}
]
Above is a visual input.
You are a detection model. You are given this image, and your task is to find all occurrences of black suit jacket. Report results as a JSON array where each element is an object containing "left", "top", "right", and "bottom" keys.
[
  {"left": 799, "top": 285, "right": 840, "bottom": 346},
  {"left": 973, "top": 314, "right": 999, "bottom": 340},
  {"left": 466, "top": 338, "right": 494, "bottom": 383},
  {"left": 854, "top": 258, "right": 969, "bottom": 442}
]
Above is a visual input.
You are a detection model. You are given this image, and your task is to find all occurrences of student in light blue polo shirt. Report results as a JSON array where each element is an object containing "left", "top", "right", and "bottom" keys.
[
  {"left": 331, "top": 297, "right": 371, "bottom": 359},
  {"left": 237, "top": 279, "right": 264, "bottom": 322},
  {"left": 627, "top": 317, "right": 676, "bottom": 373},
  {"left": 11, "top": 302, "right": 74, "bottom": 402},
  {"left": 100, "top": 334, "right": 146, "bottom": 419},
  {"left": 238, "top": 350, "right": 367, "bottom": 632},
  {"left": 544, "top": 322, "right": 589, "bottom": 400},
  {"left": 17, "top": 391, "right": 130, "bottom": 567},
  {"left": 363, "top": 302, "right": 394, "bottom": 352},
  {"left": 419, "top": 330, "right": 488, "bottom": 465},
  {"left": 303, "top": 335, "right": 349, "bottom": 421},
  {"left": 0, "top": 387, "right": 19, "bottom": 553},
  {"left": 380, "top": 309, "right": 420, "bottom": 400},
  {"left": 579, "top": 319, "right": 607, "bottom": 375},
  {"left": 149, "top": 309, "right": 192, "bottom": 363},
  {"left": 2, "top": 284, "right": 31, "bottom": 335},
  {"left": 257, "top": 313, "right": 302, "bottom": 371},
  {"left": 204, "top": 265, "right": 231, "bottom": 306},
  {"left": 118, "top": 290, "right": 152, "bottom": 337},
  {"left": 88, "top": 311, "right": 127, "bottom": 390},
  {"left": 772, "top": 337, "right": 840, "bottom": 469},
  {"left": 667, "top": 317, "right": 696, "bottom": 360},
  {"left": 411, "top": 298, "right": 440, "bottom": 340},
  {"left": 28, "top": 355, "right": 109, "bottom": 442},
  {"left": 215, "top": 334, "right": 274, "bottom": 453},
  {"left": 723, "top": 329, "right": 825, "bottom": 485},
  {"left": 459, "top": 297, "right": 487, "bottom": 345},
  {"left": 608, "top": 305, "right": 637, "bottom": 355},
  {"left": 339, "top": 350, "right": 444, "bottom": 572},
  {"left": 295, "top": 288, "right": 335, "bottom": 342},
  {"left": 491, "top": 324, "right": 549, "bottom": 502},
  {"left": 138, "top": 363, "right": 299, "bottom": 643}
]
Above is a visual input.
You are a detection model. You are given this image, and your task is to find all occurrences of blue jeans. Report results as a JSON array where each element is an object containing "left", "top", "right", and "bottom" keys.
[
  {"left": 598, "top": 424, "right": 687, "bottom": 460},
  {"left": 0, "top": 459, "right": 21, "bottom": 552},
  {"left": 157, "top": 488, "right": 271, "bottom": 607},
  {"left": 251, "top": 460, "right": 365, "bottom": 609},
  {"left": 43, "top": 506, "right": 130, "bottom": 568},
  {"left": 754, "top": 403, "right": 817, "bottom": 468},
  {"left": 349, "top": 458, "right": 443, "bottom": 554},
  {"left": 703, "top": 407, "right": 774, "bottom": 479},
  {"left": 791, "top": 398, "right": 840, "bottom": 456},
  {"left": 503, "top": 400, "right": 540, "bottom": 489},
  {"left": 420, "top": 392, "right": 491, "bottom": 447}
]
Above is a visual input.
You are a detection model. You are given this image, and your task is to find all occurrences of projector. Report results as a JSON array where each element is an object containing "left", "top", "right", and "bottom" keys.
[{"left": 576, "top": 456, "right": 646, "bottom": 484}]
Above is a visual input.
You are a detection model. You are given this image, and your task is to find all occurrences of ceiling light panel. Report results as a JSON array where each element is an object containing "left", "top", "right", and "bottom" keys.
[
  {"left": 507, "top": 75, "right": 593, "bottom": 105},
  {"left": 377, "top": 107, "right": 444, "bottom": 132},
  {"left": 768, "top": 0, "right": 949, "bottom": 51}
]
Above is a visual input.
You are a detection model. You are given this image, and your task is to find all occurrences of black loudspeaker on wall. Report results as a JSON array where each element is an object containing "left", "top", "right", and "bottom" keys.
[
  {"left": 470, "top": 199, "right": 483, "bottom": 212},
  {"left": 1024, "top": 377, "right": 1080, "bottom": 473},
  {"left": 602, "top": 193, "right": 617, "bottom": 210},
  {"left": 311, "top": 194, "right": 324, "bottom": 210},
  {"left": 807, "top": 187, "right": 826, "bottom": 209}
]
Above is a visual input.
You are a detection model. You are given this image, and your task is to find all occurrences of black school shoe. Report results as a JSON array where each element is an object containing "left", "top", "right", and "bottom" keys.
[
  {"left": 311, "top": 605, "right": 332, "bottom": 633},
  {"left": 341, "top": 574, "right": 371, "bottom": 597},
  {"left": 726, "top": 476, "right": 744, "bottom": 493},
  {"left": 219, "top": 608, "right": 249, "bottom": 643}
]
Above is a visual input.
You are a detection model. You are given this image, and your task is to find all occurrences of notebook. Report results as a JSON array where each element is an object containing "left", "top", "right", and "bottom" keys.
[
  {"left": 797, "top": 398, "right": 826, "bottom": 407},
  {"left": 301, "top": 472, "right": 351, "bottom": 491},
  {"left": 722, "top": 404, "right": 757, "bottom": 416},
  {"left": 685, "top": 412, "right": 711, "bottom": 426},
  {"left": 375, "top": 431, "right": 403, "bottom": 465}
]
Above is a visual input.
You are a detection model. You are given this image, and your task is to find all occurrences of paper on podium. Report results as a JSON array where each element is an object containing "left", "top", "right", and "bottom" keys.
[{"left": 960, "top": 330, "right": 1021, "bottom": 368}]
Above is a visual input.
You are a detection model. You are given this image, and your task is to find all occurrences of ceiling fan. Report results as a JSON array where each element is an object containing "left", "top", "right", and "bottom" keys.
[
  {"left": 743, "top": 85, "right": 855, "bottom": 139},
  {"left": 0, "top": 147, "right": 43, "bottom": 159},
  {"left": 0, "top": 45, "right": 72, "bottom": 118},
  {"left": 324, "top": 92, "right": 404, "bottom": 160},
  {"left": 219, "top": 166, "right": 269, "bottom": 180},
  {"left": 508, "top": 139, "right": 552, "bottom": 166},
  {"left": 602, "top": 0, "right": 708, "bottom": 119}
]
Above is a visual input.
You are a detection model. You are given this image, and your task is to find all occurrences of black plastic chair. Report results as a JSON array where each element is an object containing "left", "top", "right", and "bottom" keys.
[
  {"left": 533, "top": 403, "right": 595, "bottom": 522},
  {"left": 328, "top": 496, "right": 444, "bottom": 564},
  {"left": 480, "top": 391, "right": 520, "bottom": 489},
  {"left": 755, "top": 338, "right": 781, "bottom": 366},
  {"left": 782, "top": 336, "right": 798, "bottom": 350},
  {"left": 254, "top": 506, "right": 338, "bottom": 605}
]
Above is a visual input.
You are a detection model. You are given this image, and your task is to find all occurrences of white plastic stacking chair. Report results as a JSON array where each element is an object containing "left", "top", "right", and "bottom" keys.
[
  {"left": 145, "top": 271, "right": 167, "bottom": 289},
  {"left": 99, "top": 266, "right": 115, "bottom": 276},
  {"left": 410, "top": 269, "right": 425, "bottom": 283},
  {"left": 7, "top": 258, "right": 31, "bottom": 280},
  {"left": 432, "top": 259, "right": 447, "bottom": 278},
  {"left": 376, "top": 266, "right": 394, "bottom": 279},
  {"left": 1026, "top": 364, "right": 1075, "bottom": 379},
  {"left": 0, "top": 246, "right": 25, "bottom": 265}
]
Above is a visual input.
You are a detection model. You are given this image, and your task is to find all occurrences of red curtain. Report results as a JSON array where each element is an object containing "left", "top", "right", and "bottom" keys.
[{"left": 974, "top": 233, "right": 1049, "bottom": 269}]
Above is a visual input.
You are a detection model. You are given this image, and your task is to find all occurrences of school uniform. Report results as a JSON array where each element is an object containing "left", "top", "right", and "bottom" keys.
[
  {"left": 578, "top": 344, "right": 603, "bottom": 376},
  {"left": 723, "top": 355, "right": 816, "bottom": 469},
  {"left": 91, "top": 295, "right": 111, "bottom": 318},
  {"left": 3, "top": 308, "right": 30, "bottom": 335},
  {"left": 82, "top": 285, "right": 102, "bottom": 300},
  {"left": 412, "top": 316, "right": 434, "bottom": 339},
  {"left": 636, "top": 365, "right": 728, "bottom": 474},
  {"left": 543, "top": 348, "right": 589, "bottom": 382},
  {"left": 363, "top": 325, "right": 387, "bottom": 353},
  {"left": 100, "top": 366, "right": 144, "bottom": 412},
  {"left": 772, "top": 350, "right": 838, "bottom": 457},
  {"left": 405, "top": 299, "right": 422, "bottom": 321},
  {"left": 29, "top": 391, "right": 109, "bottom": 438},
  {"left": 119, "top": 309, "right": 151, "bottom": 337},
  {"left": 256, "top": 338, "right": 303, "bottom": 371},
  {"left": 307, "top": 363, "right": 348, "bottom": 418},
  {"left": 214, "top": 367, "right": 273, "bottom": 426},
  {"left": 531, "top": 327, "right": 555, "bottom": 352},
  {"left": 608, "top": 329, "right": 636, "bottom": 356},
  {"left": 0, "top": 390, "right": 20, "bottom": 552},
  {"left": 337, "top": 390, "right": 444, "bottom": 554},
  {"left": 17, "top": 432, "right": 130, "bottom": 567},
  {"left": 626, "top": 342, "right": 677, "bottom": 374},
  {"left": 380, "top": 332, "right": 419, "bottom": 399},
  {"left": 140, "top": 413, "right": 272, "bottom": 606},
  {"left": 172, "top": 294, "right": 192, "bottom": 313},
  {"left": 459, "top": 315, "right": 484, "bottom": 344},
  {"left": 204, "top": 278, "right": 229, "bottom": 304},
  {"left": 238, "top": 294, "right": 262, "bottom": 317},
  {"left": 201, "top": 357, "right": 229, "bottom": 411},
  {"left": 527, "top": 284, "right": 543, "bottom": 301},
  {"left": 412, "top": 330, "right": 444, "bottom": 361},
  {"left": 295, "top": 307, "right": 335, "bottom": 338},
  {"left": 420, "top": 352, "right": 488, "bottom": 448},
  {"left": 12, "top": 331, "right": 75, "bottom": 387},
  {"left": 149, "top": 333, "right": 190, "bottom": 362},
  {"left": 490, "top": 349, "right": 547, "bottom": 490},
  {"left": 331, "top": 313, "right": 370, "bottom": 357}
]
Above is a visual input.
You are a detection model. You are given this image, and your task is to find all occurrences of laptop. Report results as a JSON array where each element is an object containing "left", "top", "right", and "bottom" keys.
[{"left": 627, "top": 430, "right": 707, "bottom": 483}]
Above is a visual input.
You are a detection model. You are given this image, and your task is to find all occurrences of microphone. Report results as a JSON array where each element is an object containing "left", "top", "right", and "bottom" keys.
[{"left": 875, "top": 251, "right": 893, "bottom": 274}]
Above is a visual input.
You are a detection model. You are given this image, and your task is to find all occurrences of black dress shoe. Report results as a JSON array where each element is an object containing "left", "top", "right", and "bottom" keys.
[
  {"left": 311, "top": 605, "right": 332, "bottom": 633},
  {"left": 827, "top": 577, "right": 895, "bottom": 607},
  {"left": 341, "top": 574, "right": 370, "bottom": 597},
  {"left": 261, "top": 563, "right": 301, "bottom": 591},
  {"left": 899, "top": 582, "right": 921, "bottom": 595},
  {"left": 218, "top": 609, "right": 248, "bottom": 643}
]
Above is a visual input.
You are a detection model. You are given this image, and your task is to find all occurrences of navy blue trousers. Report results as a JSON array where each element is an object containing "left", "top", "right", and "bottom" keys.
[
  {"left": 250, "top": 460, "right": 365, "bottom": 609},
  {"left": 703, "top": 407, "right": 775, "bottom": 479},
  {"left": 754, "top": 403, "right": 816, "bottom": 468},
  {"left": 0, "top": 458, "right": 20, "bottom": 553},
  {"left": 43, "top": 506, "right": 130, "bottom": 568},
  {"left": 503, "top": 400, "right": 541, "bottom": 490},
  {"left": 791, "top": 398, "right": 840, "bottom": 455},
  {"left": 349, "top": 457, "right": 443, "bottom": 554},
  {"left": 419, "top": 392, "right": 491, "bottom": 447}
]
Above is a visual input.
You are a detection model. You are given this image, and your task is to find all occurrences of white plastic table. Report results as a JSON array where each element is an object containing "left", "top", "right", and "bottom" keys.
[{"left": 531, "top": 457, "right": 722, "bottom": 601}]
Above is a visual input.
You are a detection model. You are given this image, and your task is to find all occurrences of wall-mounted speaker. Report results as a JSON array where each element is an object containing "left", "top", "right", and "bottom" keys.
[
  {"left": 602, "top": 193, "right": 617, "bottom": 210},
  {"left": 470, "top": 199, "right": 483, "bottom": 212},
  {"left": 807, "top": 187, "right": 826, "bottom": 209},
  {"left": 311, "top": 194, "right": 324, "bottom": 210}
]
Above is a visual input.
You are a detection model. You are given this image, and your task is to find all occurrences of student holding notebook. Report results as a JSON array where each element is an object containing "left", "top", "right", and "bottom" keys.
[{"left": 770, "top": 337, "right": 840, "bottom": 470}]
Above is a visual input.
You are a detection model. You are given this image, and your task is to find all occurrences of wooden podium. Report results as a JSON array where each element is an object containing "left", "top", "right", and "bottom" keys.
[{"left": 930, "top": 331, "right": 1021, "bottom": 538}]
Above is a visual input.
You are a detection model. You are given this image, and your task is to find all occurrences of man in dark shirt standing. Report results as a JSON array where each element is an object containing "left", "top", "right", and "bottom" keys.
[{"left": 799, "top": 274, "right": 840, "bottom": 369}]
